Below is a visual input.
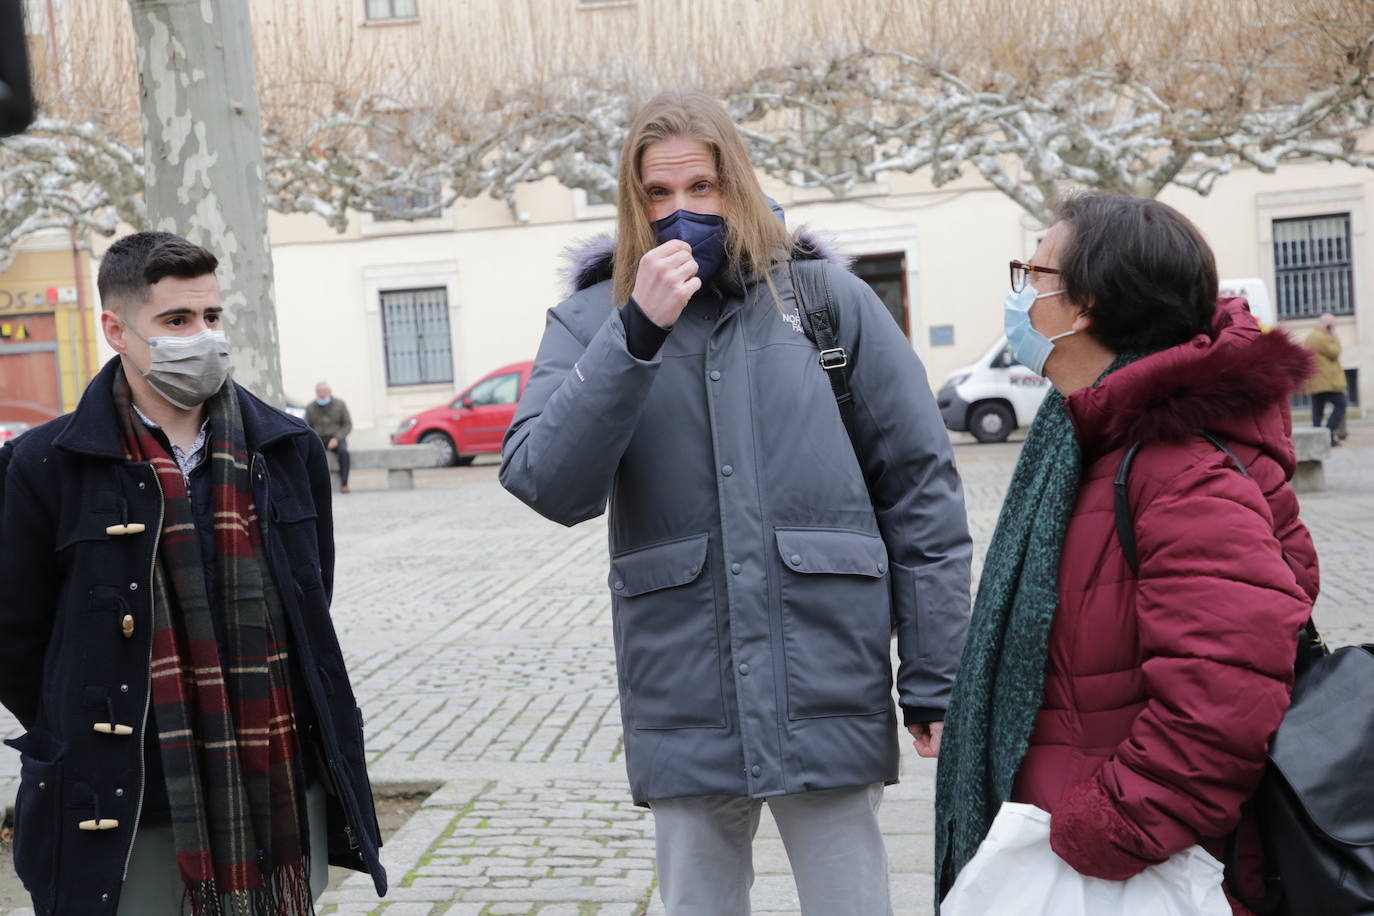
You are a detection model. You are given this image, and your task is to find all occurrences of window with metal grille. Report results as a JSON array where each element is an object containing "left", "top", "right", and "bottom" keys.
[
  {"left": 1274, "top": 214, "right": 1354, "bottom": 319},
  {"left": 366, "top": 0, "right": 417, "bottom": 20},
  {"left": 380, "top": 287, "right": 453, "bottom": 386}
]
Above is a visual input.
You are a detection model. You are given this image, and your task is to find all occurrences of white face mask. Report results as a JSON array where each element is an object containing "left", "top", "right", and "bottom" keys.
[{"left": 120, "top": 319, "right": 231, "bottom": 410}]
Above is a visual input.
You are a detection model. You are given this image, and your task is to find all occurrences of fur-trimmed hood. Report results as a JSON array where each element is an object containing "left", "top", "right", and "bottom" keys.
[
  {"left": 560, "top": 227, "right": 851, "bottom": 296},
  {"left": 1068, "top": 298, "right": 1315, "bottom": 465}
]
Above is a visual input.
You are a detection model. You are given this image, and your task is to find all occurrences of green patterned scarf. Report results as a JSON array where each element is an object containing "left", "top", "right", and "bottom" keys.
[{"left": 934, "top": 355, "right": 1139, "bottom": 909}]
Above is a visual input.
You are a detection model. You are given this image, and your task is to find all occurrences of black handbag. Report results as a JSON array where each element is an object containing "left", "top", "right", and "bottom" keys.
[
  {"left": 1115, "top": 433, "right": 1374, "bottom": 915},
  {"left": 1234, "top": 636, "right": 1374, "bottom": 916}
]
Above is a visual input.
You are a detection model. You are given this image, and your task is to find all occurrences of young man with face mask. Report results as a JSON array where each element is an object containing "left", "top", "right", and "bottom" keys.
[
  {"left": 0, "top": 232, "right": 387, "bottom": 914},
  {"left": 502, "top": 91, "right": 971, "bottom": 915}
]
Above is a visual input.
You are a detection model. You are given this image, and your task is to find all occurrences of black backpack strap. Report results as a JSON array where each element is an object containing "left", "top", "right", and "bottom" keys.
[
  {"left": 788, "top": 259, "right": 860, "bottom": 451},
  {"left": 1114, "top": 428, "right": 1254, "bottom": 577},
  {"left": 1198, "top": 429, "right": 1252, "bottom": 478},
  {"left": 1113, "top": 441, "right": 1146, "bottom": 577}
]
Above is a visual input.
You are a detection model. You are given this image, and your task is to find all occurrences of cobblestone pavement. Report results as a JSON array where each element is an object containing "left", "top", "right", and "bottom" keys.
[{"left": 1, "top": 422, "right": 1370, "bottom": 916}]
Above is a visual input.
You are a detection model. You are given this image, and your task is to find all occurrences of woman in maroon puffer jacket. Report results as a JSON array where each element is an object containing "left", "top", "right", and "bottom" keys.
[{"left": 935, "top": 193, "right": 1317, "bottom": 916}]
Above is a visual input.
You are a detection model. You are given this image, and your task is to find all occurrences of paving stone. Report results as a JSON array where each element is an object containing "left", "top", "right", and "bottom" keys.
[{"left": 21, "top": 427, "right": 1362, "bottom": 916}]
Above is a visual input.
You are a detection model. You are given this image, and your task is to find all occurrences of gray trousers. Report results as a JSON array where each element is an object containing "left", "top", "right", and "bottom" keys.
[
  {"left": 650, "top": 783, "right": 892, "bottom": 916},
  {"left": 115, "top": 782, "right": 329, "bottom": 915}
]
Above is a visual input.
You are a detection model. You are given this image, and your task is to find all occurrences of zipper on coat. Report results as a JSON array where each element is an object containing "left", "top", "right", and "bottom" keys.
[{"left": 122, "top": 464, "right": 164, "bottom": 881}]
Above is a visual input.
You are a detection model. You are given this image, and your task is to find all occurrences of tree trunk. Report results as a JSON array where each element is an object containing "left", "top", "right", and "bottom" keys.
[{"left": 128, "top": 0, "right": 282, "bottom": 404}]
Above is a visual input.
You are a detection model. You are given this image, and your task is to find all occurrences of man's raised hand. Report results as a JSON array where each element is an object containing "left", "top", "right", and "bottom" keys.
[{"left": 632, "top": 240, "right": 700, "bottom": 329}]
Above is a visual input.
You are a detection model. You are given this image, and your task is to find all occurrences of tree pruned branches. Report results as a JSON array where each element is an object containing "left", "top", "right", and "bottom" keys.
[{"left": 2, "top": 0, "right": 1371, "bottom": 268}]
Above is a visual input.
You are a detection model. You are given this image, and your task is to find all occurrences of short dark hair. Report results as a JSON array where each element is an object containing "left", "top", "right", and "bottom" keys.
[
  {"left": 1055, "top": 193, "right": 1218, "bottom": 354},
  {"left": 97, "top": 231, "right": 219, "bottom": 312}
]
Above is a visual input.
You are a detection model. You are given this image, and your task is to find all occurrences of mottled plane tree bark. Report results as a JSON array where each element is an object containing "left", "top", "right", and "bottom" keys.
[{"left": 127, "top": 0, "right": 282, "bottom": 403}]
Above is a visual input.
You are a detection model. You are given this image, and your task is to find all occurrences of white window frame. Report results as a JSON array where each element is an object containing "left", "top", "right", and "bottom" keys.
[
  {"left": 363, "top": 0, "right": 418, "bottom": 23},
  {"left": 824, "top": 225, "right": 921, "bottom": 350},
  {"left": 362, "top": 262, "right": 462, "bottom": 410},
  {"left": 1256, "top": 185, "right": 1368, "bottom": 327},
  {"left": 361, "top": 183, "right": 453, "bottom": 236}
]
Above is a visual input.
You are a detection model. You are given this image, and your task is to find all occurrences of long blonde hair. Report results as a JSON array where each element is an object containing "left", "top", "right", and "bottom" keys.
[{"left": 612, "top": 90, "right": 795, "bottom": 306}]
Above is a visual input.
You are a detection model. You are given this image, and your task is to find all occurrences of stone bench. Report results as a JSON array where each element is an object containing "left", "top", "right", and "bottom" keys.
[
  {"left": 1292, "top": 427, "right": 1331, "bottom": 493},
  {"left": 325, "top": 444, "right": 444, "bottom": 491}
]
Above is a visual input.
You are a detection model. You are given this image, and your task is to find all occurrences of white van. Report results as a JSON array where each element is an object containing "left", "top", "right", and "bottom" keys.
[
  {"left": 1217, "top": 278, "right": 1275, "bottom": 327},
  {"left": 937, "top": 279, "right": 1274, "bottom": 443},
  {"left": 937, "top": 335, "right": 1049, "bottom": 442}
]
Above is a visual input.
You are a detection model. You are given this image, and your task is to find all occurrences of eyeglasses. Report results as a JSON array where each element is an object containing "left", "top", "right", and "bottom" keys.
[{"left": 1010, "top": 260, "right": 1061, "bottom": 294}]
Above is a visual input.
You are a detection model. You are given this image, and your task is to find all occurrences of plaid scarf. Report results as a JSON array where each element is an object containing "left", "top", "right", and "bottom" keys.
[{"left": 114, "top": 373, "right": 312, "bottom": 916}]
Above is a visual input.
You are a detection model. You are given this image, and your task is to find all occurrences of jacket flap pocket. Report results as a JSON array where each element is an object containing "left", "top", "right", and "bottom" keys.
[
  {"left": 775, "top": 528, "right": 887, "bottom": 577},
  {"left": 610, "top": 533, "right": 709, "bottom": 597},
  {"left": 4, "top": 729, "right": 63, "bottom": 762},
  {"left": 56, "top": 503, "right": 121, "bottom": 550},
  {"left": 272, "top": 492, "right": 318, "bottom": 524}
]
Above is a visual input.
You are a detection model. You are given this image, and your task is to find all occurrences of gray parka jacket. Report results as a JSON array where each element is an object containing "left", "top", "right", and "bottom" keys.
[{"left": 500, "top": 233, "right": 971, "bottom": 804}]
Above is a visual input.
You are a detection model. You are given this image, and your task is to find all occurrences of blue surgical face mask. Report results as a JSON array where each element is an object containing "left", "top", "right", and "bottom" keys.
[
  {"left": 315, "top": 396, "right": 332, "bottom": 406},
  {"left": 1004, "top": 284, "right": 1075, "bottom": 376},
  {"left": 651, "top": 209, "right": 728, "bottom": 282}
]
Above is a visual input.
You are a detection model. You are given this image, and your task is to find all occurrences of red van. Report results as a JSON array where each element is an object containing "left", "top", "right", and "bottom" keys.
[{"left": 391, "top": 360, "right": 534, "bottom": 465}]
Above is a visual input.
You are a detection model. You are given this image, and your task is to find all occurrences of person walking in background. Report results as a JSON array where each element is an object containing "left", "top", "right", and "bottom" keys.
[
  {"left": 936, "top": 194, "right": 1317, "bottom": 916},
  {"left": 306, "top": 380, "right": 354, "bottom": 490},
  {"left": 0, "top": 232, "right": 387, "bottom": 914},
  {"left": 501, "top": 90, "right": 971, "bottom": 916},
  {"left": 1305, "top": 312, "right": 1347, "bottom": 447}
]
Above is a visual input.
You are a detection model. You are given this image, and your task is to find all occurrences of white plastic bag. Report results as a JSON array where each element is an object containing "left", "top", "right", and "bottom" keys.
[{"left": 941, "top": 802, "right": 1231, "bottom": 916}]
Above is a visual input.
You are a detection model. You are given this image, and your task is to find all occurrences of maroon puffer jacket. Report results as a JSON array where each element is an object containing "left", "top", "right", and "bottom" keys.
[{"left": 1010, "top": 300, "right": 1319, "bottom": 914}]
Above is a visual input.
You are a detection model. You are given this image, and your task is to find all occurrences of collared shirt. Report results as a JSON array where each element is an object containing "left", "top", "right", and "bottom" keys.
[{"left": 132, "top": 404, "right": 210, "bottom": 484}]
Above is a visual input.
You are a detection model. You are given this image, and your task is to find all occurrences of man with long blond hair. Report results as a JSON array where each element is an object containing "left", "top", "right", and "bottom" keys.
[{"left": 501, "top": 90, "right": 970, "bottom": 915}]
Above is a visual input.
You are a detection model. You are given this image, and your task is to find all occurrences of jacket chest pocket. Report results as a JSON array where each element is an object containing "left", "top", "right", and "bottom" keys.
[
  {"left": 56, "top": 488, "right": 154, "bottom": 594},
  {"left": 269, "top": 488, "right": 320, "bottom": 560},
  {"left": 609, "top": 533, "right": 725, "bottom": 730},
  {"left": 56, "top": 489, "right": 128, "bottom": 551},
  {"left": 775, "top": 527, "right": 893, "bottom": 720}
]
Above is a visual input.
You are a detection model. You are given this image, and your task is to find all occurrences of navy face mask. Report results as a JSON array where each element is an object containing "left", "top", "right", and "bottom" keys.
[{"left": 651, "top": 209, "right": 728, "bottom": 282}]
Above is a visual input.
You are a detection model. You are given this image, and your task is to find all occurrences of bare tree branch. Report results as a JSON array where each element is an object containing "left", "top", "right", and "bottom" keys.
[{"left": 3, "top": 0, "right": 1371, "bottom": 267}]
